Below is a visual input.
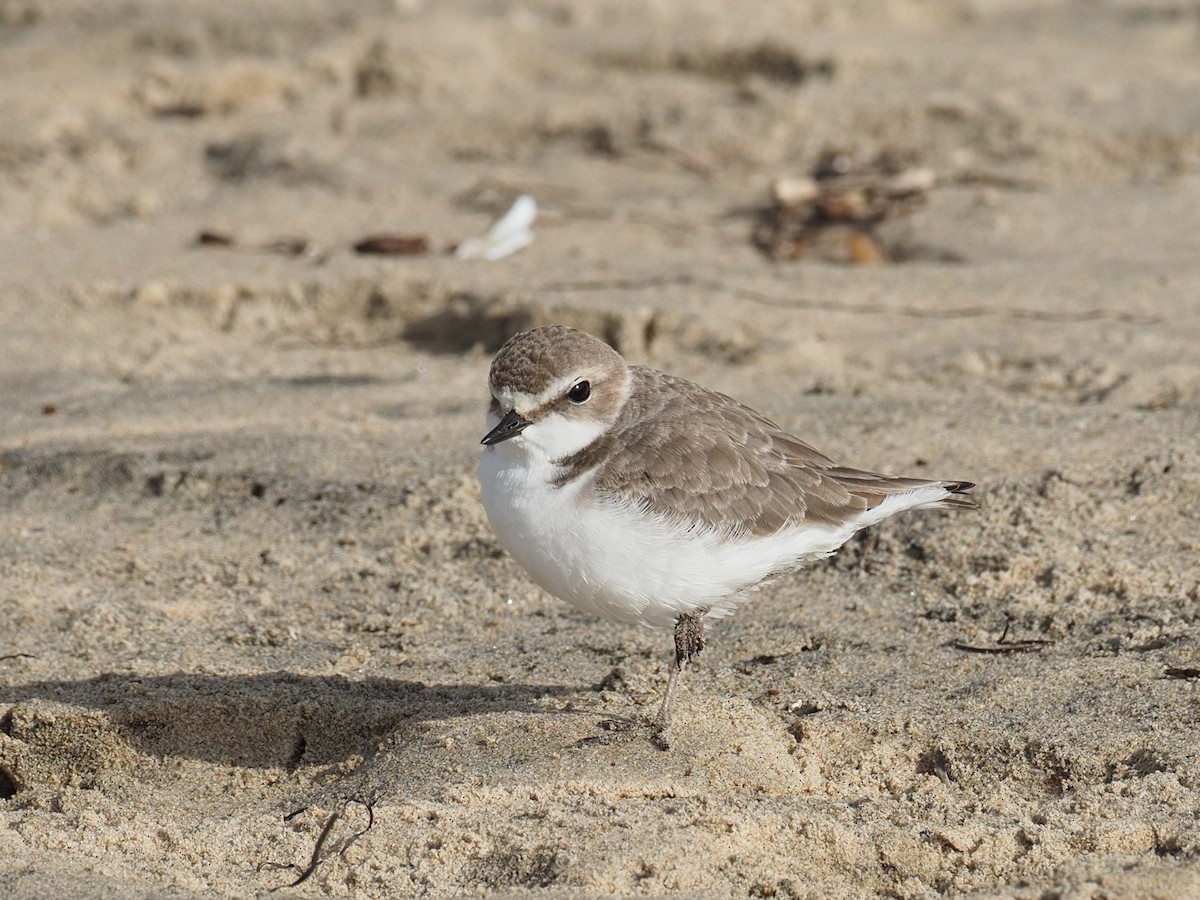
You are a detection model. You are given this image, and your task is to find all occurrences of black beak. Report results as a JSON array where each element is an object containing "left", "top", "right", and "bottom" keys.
[{"left": 481, "top": 409, "right": 532, "bottom": 446}]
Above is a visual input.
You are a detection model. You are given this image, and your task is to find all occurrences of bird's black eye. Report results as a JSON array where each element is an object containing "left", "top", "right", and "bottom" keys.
[{"left": 567, "top": 380, "right": 591, "bottom": 403}]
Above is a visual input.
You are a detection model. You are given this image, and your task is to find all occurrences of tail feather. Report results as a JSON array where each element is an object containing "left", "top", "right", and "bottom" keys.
[
  {"left": 826, "top": 467, "right": 978, "bottom": 512},
  {"left": 936, "top": 480, "right": 978, "bottom": 510}
]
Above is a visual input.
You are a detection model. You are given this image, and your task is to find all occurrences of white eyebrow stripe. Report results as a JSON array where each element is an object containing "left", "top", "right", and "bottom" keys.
[
  {"left": 492, "top": 373, "right": 581, "bottom": 414},
  {"left": 533, "top": 373, "right": 582, "bottom": 406}
]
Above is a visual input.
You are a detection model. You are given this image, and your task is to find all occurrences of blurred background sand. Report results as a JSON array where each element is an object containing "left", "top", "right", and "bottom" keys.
[{"left": 1, "top": 1, "right": 1198, "bottom": 896}]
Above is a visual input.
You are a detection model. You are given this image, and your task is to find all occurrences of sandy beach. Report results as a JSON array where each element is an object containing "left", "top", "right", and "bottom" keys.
[{"left": 1, "top": 1, "right": 1198, "bottom": 896}]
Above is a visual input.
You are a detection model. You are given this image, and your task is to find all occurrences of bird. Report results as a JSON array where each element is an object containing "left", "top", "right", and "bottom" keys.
[{"left": 477, "top": 324, "right": 975, "bottom": 745}]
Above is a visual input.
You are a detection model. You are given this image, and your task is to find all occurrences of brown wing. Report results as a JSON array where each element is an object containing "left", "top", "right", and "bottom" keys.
[{"left": 557, "top": 367, "right": 974, "bottom": 536}]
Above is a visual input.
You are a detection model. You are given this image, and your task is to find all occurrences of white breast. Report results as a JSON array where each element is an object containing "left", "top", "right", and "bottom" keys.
[{"left": 479, "top": 431, "right": 951, "bottom": 629}]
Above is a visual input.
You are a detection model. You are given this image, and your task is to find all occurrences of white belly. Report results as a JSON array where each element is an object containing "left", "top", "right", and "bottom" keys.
[{"left": 478, "top": 443, "right": 925, "bottom": 629}]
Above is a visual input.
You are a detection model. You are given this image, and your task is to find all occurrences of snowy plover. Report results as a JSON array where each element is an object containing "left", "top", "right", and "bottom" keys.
[{"left": 478, "top": 325, "right": 975, "bottom": 744}]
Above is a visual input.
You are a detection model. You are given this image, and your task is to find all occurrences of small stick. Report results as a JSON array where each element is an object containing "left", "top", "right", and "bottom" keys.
[
  {"left": 952, "top": 622, "right": 1051, "bottom": 655},
  {"left": 1164, "top": 667, "right": 1200, "bottom": 680},
  {"left": 262, "top": 796, "right": 377, "bottom": 891}
]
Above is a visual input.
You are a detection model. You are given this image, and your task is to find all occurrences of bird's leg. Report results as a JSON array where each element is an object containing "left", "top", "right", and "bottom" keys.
[
  {"left": 652, "top": 611, "right": 707, "bottom": 743},
  {"left": 577, "top": 611, "right": 708, "bottom": 751}
]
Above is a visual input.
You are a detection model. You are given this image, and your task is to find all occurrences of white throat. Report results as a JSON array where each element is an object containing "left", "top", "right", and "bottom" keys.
[{"left": 484, "top": 407, "right": 607, "bottom": 467}]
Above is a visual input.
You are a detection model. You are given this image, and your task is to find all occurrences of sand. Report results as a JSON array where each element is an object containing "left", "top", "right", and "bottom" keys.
[{"left": 1, "top": 1, "right": 1198, "bottom": 896}]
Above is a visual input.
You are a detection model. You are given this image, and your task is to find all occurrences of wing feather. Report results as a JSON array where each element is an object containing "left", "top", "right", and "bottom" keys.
[{"left": 554, "top": 367, "right": 974, "bottom": 536}]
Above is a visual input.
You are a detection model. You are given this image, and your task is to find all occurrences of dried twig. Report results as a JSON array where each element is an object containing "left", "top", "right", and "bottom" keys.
[
  {"left": 952, "top": 622, "right": 1052, "bottom": 655},
  {"left": 262, "top": 795, "right": 378, "bottom": 891},
  {"left": 1164, "top": 667, "right": 1200, "bottom": 680}
]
